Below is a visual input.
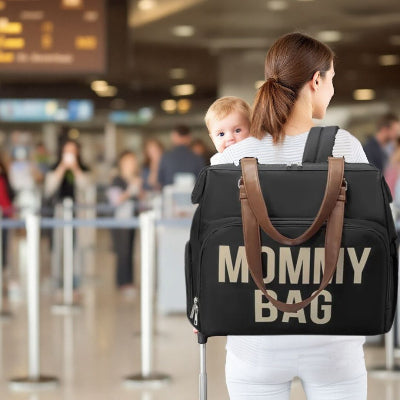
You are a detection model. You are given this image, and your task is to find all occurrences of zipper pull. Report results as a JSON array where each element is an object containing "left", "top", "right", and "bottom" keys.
[{"left": 189, "top": 297, "right": 199, "bottom": 326}]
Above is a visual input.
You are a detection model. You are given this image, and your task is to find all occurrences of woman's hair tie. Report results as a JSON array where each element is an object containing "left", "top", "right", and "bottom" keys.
[{"left": 266, "top": 76, "right": 294, "bottom": 92}]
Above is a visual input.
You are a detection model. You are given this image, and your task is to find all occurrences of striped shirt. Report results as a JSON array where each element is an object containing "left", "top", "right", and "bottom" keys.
[
  {"left": 210, "top": 128, "right": 368, "bottom": 165},
  {"left": 209, "top": 128, "right": 368, "bottom": 360}
]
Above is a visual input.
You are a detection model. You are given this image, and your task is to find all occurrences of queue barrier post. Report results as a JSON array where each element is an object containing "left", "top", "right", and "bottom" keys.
[
  {"left": 51, "top": 203, "right": 63, "bottom": 289},
  {"left": 52, "top": 198, "right": 81, "bottom": 315},
  {"left": 0, "top": 208, "right": 12, "bottom": 320},
  {"left": 124, "top": 210, "right": 170, "bottom": 388},
  {"left": 9, "top": 213, "right": 59, "bottom": 391}
]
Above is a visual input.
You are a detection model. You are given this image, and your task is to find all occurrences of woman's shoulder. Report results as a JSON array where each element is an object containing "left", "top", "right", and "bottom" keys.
[{"left": 333, "top": 129, "right": 369, "bottom": 163}]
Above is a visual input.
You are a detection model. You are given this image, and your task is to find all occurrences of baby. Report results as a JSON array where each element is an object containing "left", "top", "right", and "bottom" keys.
[{"left": 205, "top": 96, "right": 251, "bottom": 158}]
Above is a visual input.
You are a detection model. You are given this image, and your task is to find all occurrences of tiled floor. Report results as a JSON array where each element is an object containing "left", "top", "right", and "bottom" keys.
[{"left": 0, "top": 233, "right": 399, "bottom": 400}]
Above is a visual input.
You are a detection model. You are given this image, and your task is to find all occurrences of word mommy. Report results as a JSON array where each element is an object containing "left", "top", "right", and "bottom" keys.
[{"left": 218, "top": 245, "right": 371, "bottom": 324}]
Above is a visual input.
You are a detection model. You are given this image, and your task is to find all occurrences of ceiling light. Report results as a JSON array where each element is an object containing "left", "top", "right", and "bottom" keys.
[
  {"left": 389, "top": 35, "right": 400, "bottom": 46},
  {"left": 171, "top": 84, "right": 196, "bottom": 97},
  {"left": 161, "top": 99, "right": 177, "bottom": 113},
  {"left": 267, "top": 0, "right": 288, "bottom": 11},
  {"left": 62, "top": 0, "right": 83, "bottom": 8},
  {"left": 0, "top": 17, "right": 9, "bottom": 27},
  {"left": 177, "top": 99, "right": 191, "bottom": 114},
  {"left": 255, "top": 80, "right": 265, "bottom": 89},
  {"left": 169, "top": 68, "right": 186, "bottom": 79},
  {"left": 379, "top": 54, "right": 400, "bottom": 66},
  {"left": 91, "top": 80, "right": 108, "bottom": 91},
  {"left": 83, "top": 11, "right": 99, "bottom": 22},
  {"left": 96, "top": 86, "right": 118, "bottom": 97},
  {"left": 316, "top": 30, "right": 342, "bottom": 43},
  {"left": 353, "top": 89, "right": 375, "bottom": 101},
  {"left": 172, "top": 25, "right": 195, "bottom": 37},
  {"left": 137, "top": 0, "right": 156, "bottom": 11}
]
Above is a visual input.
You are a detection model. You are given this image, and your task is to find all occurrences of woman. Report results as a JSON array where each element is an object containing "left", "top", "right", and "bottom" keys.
[
  {"left": 44, "top": 139, "right": 92, "bottom": 291},
  {"left": 386, "top": 138, "right": 400, "bottom": 234},
  {"left": 141, "top": 138, "right": 164, "bottom": 193},
  {"left": 0, "top": 156, "right": 14, "bottom": 270},
  {"left": 384, "top": 137, "right": 400, "bottom": 197},
  {"left": 212, "top": 33, "right": 368, "bottom": 400},
  {"left": 108, "top": 151, "right": 142, "bottom": 292},
  {"left": 44, "top": 139, "right": 91, "bottom": 204}
]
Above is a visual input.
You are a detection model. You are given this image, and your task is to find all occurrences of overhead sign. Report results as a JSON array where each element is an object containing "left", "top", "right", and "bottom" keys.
[
  {"left": 0, "top": 99, "right": 94, "bottom": 121},
  {"left": 0, "top": 0, "right": 106, "bottom": 74},
  {"left": 109, "top": 108, "right": 155, "bottom": 125}
]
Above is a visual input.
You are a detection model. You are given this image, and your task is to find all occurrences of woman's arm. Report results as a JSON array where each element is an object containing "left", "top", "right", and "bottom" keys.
[
  {"left": 44, "top": 164, "right": 67, "bottom": 198},
  {"left": 73, "top": 168, "right": 92, "bottom": 190}
]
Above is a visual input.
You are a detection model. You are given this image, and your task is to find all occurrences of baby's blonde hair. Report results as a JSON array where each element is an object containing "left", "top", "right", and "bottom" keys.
[{"left": 205, "top": 96, "right": 251, "bottom": 131}]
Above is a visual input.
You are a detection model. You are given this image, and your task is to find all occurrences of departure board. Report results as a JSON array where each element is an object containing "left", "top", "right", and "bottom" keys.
[{"left": 0, "top": 0, "right": 106, "bottom": 74}]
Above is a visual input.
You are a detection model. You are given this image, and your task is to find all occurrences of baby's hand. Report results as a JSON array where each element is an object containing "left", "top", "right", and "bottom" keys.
[{"left": 193, "top": 328, "right": 198, "bottom": 334}]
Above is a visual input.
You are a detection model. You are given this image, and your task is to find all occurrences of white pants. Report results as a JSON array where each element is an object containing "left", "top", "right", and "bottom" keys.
[{"left": 225, "top": 340, "right": 367, "bottom": 400}]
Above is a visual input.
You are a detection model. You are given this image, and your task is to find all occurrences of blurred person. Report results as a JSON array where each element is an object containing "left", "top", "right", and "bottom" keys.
[
  {"left": 142, "top": 138, "right": 164, "bottom": 192},
  {"left": 33, "top": 142, "right": 51, "bottom": 180},
  {"left": 0, "top": 155, "right": 14, "bottom": 271},
  {"left": 108, "top": 151, "right": 142, "bottom": 294},
  {"left": 363, "top": 112, "right": 400, "bottom": 172},
  {"left": 384, "top": 137, "right": 400, "bottom": 196},
  {"left": 386, "top": 139, "right": 400, "bottom": 238},
  {"left": 9, "top": 145, "right": 42, "bottom": 214},
  {"left": 190, "top": 138, "right": 213, "bottom": 165},
  {"left": 386, "top": 138, "right": 400, "bottom": 237},
  {"left": 9, "top": 145, "right": 37, "bottom": 191},
  {"left": 44, "top": 139, "right": 91, "bottom": 293},
  {"left": 204, "top": 96, "right": 251, "bottom": 164},
  {"left": 44, "top": 139, "right": 91, "bottom": 205},
  {"left": 158, "top": 125, "right": 205, "bottom": 188}
]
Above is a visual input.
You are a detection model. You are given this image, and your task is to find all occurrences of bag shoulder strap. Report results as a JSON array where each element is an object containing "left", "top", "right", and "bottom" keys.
[
  {"left": 240, "top": 157, "right": 347, "bottom": 313},
  {"left": 302, "top": 126, "right": 339, "bottom": 164}
]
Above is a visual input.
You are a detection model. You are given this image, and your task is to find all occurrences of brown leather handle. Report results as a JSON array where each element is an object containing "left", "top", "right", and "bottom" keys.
[
  {"left": 241, "top": 157, "right": 345, "bottom": 245},
  {"left": 239, "top": 157, "right": 346, "bottom": 313}
]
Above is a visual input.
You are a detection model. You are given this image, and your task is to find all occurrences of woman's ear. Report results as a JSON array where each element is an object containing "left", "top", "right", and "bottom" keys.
[{"left": 311, "top": 71, "right": 320, "bottom": 92}]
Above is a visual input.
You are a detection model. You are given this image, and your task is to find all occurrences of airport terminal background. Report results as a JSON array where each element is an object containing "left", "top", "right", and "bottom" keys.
[{"left": 0, "top": 0, "right": 400, "bottom": 399}]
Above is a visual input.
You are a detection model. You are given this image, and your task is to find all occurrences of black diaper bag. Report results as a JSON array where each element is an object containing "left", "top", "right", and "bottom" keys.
[{"left": 185, "top": 126, "right": 399, "bottom": 343}]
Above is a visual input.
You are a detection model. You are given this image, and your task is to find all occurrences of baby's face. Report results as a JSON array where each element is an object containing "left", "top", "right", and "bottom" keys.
[{"left": 209, "top": 111, "right": 251, "bottom": 153}]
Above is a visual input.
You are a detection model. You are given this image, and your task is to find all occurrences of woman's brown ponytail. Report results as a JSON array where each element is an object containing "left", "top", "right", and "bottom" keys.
[
  {"left": 252, "top": 79, "right": 296, "bottom": 143},
  {"left": 251, "top": 32, "right": 334, "bottom": 144}
]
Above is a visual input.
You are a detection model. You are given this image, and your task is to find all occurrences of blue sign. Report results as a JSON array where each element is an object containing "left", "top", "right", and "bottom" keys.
[
  {"left": 0, "top": 99, "right": 94, "bottom": 122},
  {"left": 109, "top": 108, "right": 154, "bottom": 125}
]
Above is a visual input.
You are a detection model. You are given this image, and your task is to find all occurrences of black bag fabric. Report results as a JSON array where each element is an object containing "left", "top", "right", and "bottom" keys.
[{"left": 185, "top": 126, "right": 399, "bottom": 343}]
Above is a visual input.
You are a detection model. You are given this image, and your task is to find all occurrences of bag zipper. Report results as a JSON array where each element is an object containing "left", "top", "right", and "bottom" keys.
[
  {"left": 189, "top": 297, "right": 199, "bottom": 326},
  {"left": 189, "top": 221, "right": 240, "bottom": 327}
]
